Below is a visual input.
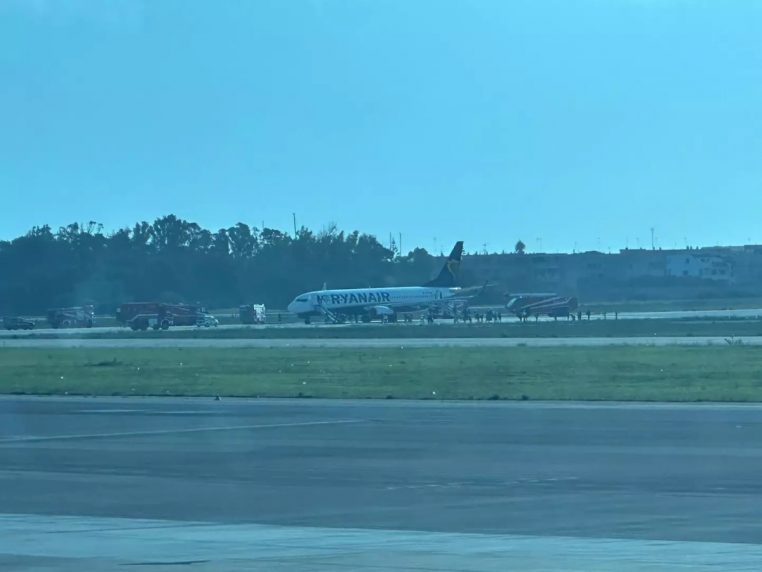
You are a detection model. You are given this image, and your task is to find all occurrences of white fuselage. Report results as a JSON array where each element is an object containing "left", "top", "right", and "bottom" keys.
[{"left": 287, "top": 286, "right": 461, "bottom": 317}]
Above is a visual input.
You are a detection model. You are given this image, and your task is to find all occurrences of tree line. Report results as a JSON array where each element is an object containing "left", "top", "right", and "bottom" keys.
[{"left": 0, "top": 215, "right": 444, "bottom": 315}]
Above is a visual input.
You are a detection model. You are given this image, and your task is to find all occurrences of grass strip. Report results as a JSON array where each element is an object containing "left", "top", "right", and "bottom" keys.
[{"left": 2, "top": 345, "right": 762, "bottom": 401}]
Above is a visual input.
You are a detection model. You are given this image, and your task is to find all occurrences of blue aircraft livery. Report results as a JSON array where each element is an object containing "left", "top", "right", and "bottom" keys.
[{"left": 316, "top": 291, "right": 392, "bottom": 306}]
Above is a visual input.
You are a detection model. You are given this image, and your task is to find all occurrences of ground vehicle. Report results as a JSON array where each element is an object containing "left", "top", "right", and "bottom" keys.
[
  {"left": 505, "top": 293, "right": 579, "bottom": 319},
  {"left": 117, "top": 302, "right": 161, "bottom": 324},
  {"left": 128, "top": 314, "right": 172, "bottom": 331},
  {"left": 117, "top": 302, "right": 206, "bottom": 327},
  {"left": 46, "top": 306, "right": 94, "bottom": 328},
  {"left": 239, "top": 304, "right": 266, "bottom": 324},
  {"left": 2, "top": 317, "right": 35, "bottom": 330},
  {"left": 196, "top": 314, "right": 219, "bottom": 327}
]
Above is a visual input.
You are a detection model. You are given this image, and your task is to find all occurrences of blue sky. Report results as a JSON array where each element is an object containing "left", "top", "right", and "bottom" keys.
[{"left": 1, "top": 0, "right": 761, "bottom": 253}]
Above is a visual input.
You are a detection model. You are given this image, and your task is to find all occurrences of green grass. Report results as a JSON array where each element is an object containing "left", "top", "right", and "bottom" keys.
[{"left": 3, "top": 346, "right": 762, "bottom": 401}]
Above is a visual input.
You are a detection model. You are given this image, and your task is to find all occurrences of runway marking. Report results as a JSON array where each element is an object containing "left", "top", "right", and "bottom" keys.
[
  {"left": 6, "top": 335, "right": 762, "bottom": 349},
  {"left": 384, "top": 476, "right": 579, "bottom": 491},
  {"left": 78, "top": 409, "right": 146, "bottom": 413},
  {"left": 0, "top": 419, "right": 365, "bottom": 444},
  {"left": 4, "top": 513, "right": 762, "bottom": 570},
  {"left": 78, "top": 409, "right": 211, "bottom": 415}
]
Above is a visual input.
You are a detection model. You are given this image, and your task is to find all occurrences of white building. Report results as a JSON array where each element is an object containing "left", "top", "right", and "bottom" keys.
[{"left": 666, "top": 254, "right": 732, "bottom": 282}]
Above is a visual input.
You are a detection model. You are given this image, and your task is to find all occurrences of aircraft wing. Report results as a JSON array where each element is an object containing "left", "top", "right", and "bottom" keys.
[
  {"left": 449, "top": 281, "right": 492, "bottom": 300},
  {"left": 505, "top": 293, "right": 578, "bottom": 317}
]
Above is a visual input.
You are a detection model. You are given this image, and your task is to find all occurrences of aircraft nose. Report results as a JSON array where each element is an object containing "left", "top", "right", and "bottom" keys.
[{"left": 287, "top": 301, "right": 298, "bottom": 314}]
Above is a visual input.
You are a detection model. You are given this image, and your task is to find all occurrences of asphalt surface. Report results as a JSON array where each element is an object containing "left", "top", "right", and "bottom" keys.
[
  {"left": 2, "top": 397, "right": 762, "bottom": 570},
  {"left": 616, "top": 308, "right": 762, "bottom": 320},
  {"left": 2, "top": 335, "right": 762, "bottom": 348},
  {"left": 0, "top": 323, "right": 301, "bottom": 338},
  {"left": 5, "top": 307, "right": 762, "bottom": 337}
]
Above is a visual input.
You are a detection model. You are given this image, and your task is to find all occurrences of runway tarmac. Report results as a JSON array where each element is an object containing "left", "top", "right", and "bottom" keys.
[
  {"left": 2, "top": 335, "right": 762, "bottom": 348},
  {"left": 2, "top": 397, "right": 762, "bottom": 570},
  {"left": 0, "top": 323, "right": 306, "bottom": 338},
  {"left": 6, "top": 307, "right": 762, "bottom": 338}
]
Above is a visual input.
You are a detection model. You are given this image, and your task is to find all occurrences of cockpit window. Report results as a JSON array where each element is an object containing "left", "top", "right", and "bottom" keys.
[{"left": 296, "top": 297, "right": 308, "bottom": 302}]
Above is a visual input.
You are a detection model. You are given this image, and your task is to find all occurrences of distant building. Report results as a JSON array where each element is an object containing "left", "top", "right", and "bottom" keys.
[
  {"left": 463, "top": 244, "right": 761, "bottom": 302},
  {"left": 666, "top": 254, "right": 732, "bottom": 282}
]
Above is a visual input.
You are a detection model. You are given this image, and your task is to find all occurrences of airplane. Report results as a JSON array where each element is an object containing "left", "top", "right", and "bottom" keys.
[
  {"left": 287, "top": 241, "right": 475, "bottom": 323},
  {"left": 505, "top": 292, "right": 578, "bottom": 319}
]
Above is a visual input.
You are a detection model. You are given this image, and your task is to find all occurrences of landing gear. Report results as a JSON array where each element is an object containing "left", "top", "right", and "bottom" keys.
[{"left": 304, "top": 316, "right": 311, "bottom": 325}]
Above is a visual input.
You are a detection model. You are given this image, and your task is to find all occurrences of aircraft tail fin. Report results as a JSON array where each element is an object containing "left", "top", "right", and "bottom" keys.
[{"left": 424, "top": 241, "right": 463, "bottom": 287}]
